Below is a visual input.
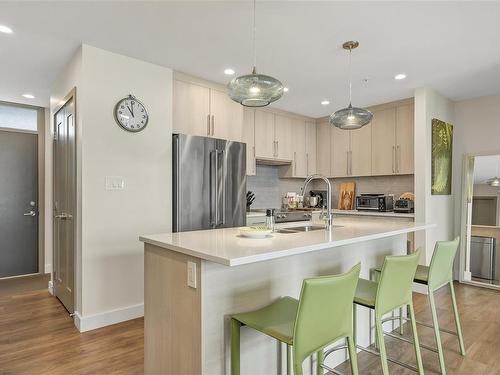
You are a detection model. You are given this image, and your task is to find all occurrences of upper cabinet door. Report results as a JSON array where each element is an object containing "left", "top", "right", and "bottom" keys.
[
  {"left": 275, "top": 115, "right": 293, "bottom": 161},
  {"left": 210, "top": 89, "right": 244, "bottom": 142},
  {"left": 316, "top": 121, "right": 331, "bottom": 177},
  {"left": 305, "top": 121, "right": 317, "bottom": 175},
  {"left": 350, "top": 122, "right": 372, "bottom": 177},
  {"left": 292, "top": 119, "right": 307, "bottom": 177},
  {"left": 242, "top": 108, "right": 256, "bottom": 176},
  {"left": 371, "top": 107, "right": 396, "bottom": 175},
  {"left": 396, "top": 103, "right": 414, "bottom": 174},
  {"left": 331, "top": 125, "right": 350, "bottom": 177},
  {"left": 173, "top": 80, "right": 210, "bottom": 137},
  {"left": 254, "top": 110, "right": 275, "bottom": 159}
]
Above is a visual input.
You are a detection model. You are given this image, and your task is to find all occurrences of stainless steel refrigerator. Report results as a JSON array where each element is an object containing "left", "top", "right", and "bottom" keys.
[{"left": 173, "top": 133, "right": 247, "bottom": 232}]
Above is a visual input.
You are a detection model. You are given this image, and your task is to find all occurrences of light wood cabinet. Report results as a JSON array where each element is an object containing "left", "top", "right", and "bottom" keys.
[
  {"left": 331, "top": 125, "right": 350, "bottom": 177},
  {"left": 254, "top": 110, "right": 275, "bottom": 159},
  {"left": 305, "top": 121, "right": 317, "bottom": 175},
  {"left": 275, "top": 115, "right": 293, "bottom": 161},
  {"left": 292, "top": 119, "right": 307, "bottom": 177},
  {"left": 173, "top": 79, "right": 210, "bottom": 137},
  {"left": 371, "top": 100, "right": 414, "bottom": 176},
  {"left": 350, "top": 123, "right": 372, "bottom": 176},
  {"left": 173, "top": 78, "right": 243, "bottom": 142},
  {"left": 371, "top": 107, "right": 397, "bottom": 175},
  {"left": 242, "top": 108, "right": 256, "bottom": 176},
  {"left": 210, "top": 89, "right": 243, "bottom": 142},
  {"left": 396, "top": 103, "right": 414, "bottom": 174},
  {"left": 316, "top": 121, "right": 331, "bottom": 177}
]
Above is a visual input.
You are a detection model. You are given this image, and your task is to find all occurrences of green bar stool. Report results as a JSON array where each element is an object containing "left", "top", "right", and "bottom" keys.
[
  {"left": 374, "top": 237, "right": 465, "bottom": 375},
  {"left": 353, "top": 250, "right": 424, "bottom": 375},
  {"left": 231, "top": 263, "right": 361, "bottom": 375}
]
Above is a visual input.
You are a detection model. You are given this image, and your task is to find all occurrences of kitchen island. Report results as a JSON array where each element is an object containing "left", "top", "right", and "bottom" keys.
[{"left": 140, "top": 216, "right": 433, "bottom": 375}]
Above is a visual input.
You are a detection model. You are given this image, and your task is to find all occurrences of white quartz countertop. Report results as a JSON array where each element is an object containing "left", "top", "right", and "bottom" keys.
[
  {"left": 140, "top": 216, "right": 433, "bottom": 267},
  {"left": 247, "top": 209, "right": 414, "bottom": 219}
]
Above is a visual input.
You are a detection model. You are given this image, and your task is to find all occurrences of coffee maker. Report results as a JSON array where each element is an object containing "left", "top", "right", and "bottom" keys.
[{"left": 306, "top": 190, "right": 328, "bottom": 209}]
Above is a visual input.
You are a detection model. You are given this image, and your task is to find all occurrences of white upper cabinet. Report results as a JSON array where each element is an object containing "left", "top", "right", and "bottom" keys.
[
  {"left": 242, "top": 108, "right": 256, "bottom": 176},
  {"left": 173, "top": 79, "right": 210, "bottom": 137},
  {"left": 254, "top": 110, "right": 275, "bottom": 159},
  {"left": 274, "top": 115, "right": 294, "bottom": 161},
  {"left": 210, "top": 88, "right": 244, "bottom": 142},
  {"left": 316, "top": 121, "right": 331, "bottom": 177},
  {"left": 173, "top": 78, "right": 243, "bottom": 142},
  {"left": 305, "top": 121, "right": 317, "bottom": 175}
]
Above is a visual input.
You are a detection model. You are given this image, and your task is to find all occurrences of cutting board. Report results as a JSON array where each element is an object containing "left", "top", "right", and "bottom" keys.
[{"left": 338, "top": 182, "right": 356, "bottom": 210}]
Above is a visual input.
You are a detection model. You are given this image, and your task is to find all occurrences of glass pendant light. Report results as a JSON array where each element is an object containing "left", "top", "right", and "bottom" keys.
[
  {"left": 227, "top": 0, "right": 284, "bottom": 107},
  {"left": 330, "top": 41, "right": 373, "bottom": 130}
]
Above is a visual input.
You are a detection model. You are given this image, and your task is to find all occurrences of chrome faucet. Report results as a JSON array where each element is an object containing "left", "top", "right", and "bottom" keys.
[{"left": 302, "top": 174, "right": 333, "bottom": 229}]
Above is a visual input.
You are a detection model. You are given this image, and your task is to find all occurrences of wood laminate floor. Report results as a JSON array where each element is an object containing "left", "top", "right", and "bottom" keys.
[{"left": 0, "top": 280, "right": 499, "bottom": 374}]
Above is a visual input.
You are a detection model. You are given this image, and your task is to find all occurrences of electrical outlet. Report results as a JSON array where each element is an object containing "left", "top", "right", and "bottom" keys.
[
  {"left": 105, "top": 176, "right": 125, "bottom": 190},
  {"left": 187, "top": 261, "right": 197, "bottom": 288}
]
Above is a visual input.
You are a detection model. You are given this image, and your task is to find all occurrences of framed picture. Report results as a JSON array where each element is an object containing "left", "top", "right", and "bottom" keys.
[{"left": 431, "top": 118, "right": 453, "bottom": 195}]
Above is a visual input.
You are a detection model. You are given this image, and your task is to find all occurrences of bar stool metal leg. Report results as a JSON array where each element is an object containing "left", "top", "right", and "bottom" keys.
[
  {"left": 449, "top": 281, "right": 466, "bottom": 355},
  {"left": 316, "top": 349, "right": 324, "bottom": 375},
  {"left": 428, "top": 289, "right": 446, "bottom": 374},
  {"left": 375, "top": 313, "right": 390, "bottom": 375},
  {"left": 287, "top": 345, "right": 292, "bottom": 375},
  {"left": 409, "top": 303, "right": 424, "bottom": 375}
]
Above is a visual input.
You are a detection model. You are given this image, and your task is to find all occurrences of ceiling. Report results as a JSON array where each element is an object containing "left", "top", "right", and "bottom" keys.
[
  {"left": 1, "top": 1, "right": 500, "bottom": 117},
  {"left": 474, "top": 155, "right": 500, "bottom": 184}
]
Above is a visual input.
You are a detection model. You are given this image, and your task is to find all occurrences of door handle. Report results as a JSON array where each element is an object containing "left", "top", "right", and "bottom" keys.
[
  {"left": 207, "top": 114, "right": 210, "bottom": 136},
  {"left": 396, "top": 145, "right": 401, "bottom": 173},
  {"left": 211, "top": 115, "right": 215, "bottom": 136},
  {"left": 55, "top": 213, "right": 72, "bottom": 220},
  {"left": 23, "top": 210, "right": 36, "bottom": 217},
  {"left": 392, "top": 146, "right": 396, "bottom": 173}
]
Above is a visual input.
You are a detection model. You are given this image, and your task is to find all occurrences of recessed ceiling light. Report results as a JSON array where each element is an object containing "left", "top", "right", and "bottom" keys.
[
  {"left": 0, "top": 25, "right": 13, "bottom": 34},
  {"left": 224, "top": 68, "right": 235, "bottom": 75},
  {"left": 394, "top": 73, "right": 407, "bottom": 80},
  {"left": 22, "top": 94, "right": 35, "bottom": 99},
  {"left": 321, "top": 100, "right": 330, "bottom": 105},
  {"left": 283, "top": 87, "right": 289, "bottom": 92}
]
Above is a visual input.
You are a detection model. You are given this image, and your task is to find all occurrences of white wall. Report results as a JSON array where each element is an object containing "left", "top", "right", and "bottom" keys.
[
  {"left": 414, "top": 87, "right": 455, "bottom": 264},
  {"left": 50, "top": 45, "right": 172, "bottom": 330}
]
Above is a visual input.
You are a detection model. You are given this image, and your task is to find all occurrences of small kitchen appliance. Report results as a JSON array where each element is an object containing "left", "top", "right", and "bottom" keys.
[
  {"left": 394, "top": 199, "right": 415, "bottom": 213},
  {"left": 356, "top": 193, "right": 394, "bottom": 212},
  {"left": 307, "top": 190, "right": 327, "bottom": 208}
]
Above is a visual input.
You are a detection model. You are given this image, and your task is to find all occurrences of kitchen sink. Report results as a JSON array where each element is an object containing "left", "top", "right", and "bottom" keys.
[{"left": 275, "top": 224, "right": 343, "bottom": 234}]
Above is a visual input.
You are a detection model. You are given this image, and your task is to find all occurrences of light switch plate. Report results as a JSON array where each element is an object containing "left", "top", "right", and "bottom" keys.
[
  {"left": 105, "top": 176, "right": 125, "bottom": 190},
  {"left": 187, "top": 261, "right": 197, "bottom": 288}
]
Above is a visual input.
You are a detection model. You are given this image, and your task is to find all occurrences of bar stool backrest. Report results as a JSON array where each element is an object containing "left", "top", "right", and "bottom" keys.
[
  {"left": 428, "top": 236, "right": 460, "bottom": 291},
  {"left": 292, "top": 263, "right": 361, "bottom": 369},
  {"left": 376, "top": 250, "right": 421, "bottom": 316}
]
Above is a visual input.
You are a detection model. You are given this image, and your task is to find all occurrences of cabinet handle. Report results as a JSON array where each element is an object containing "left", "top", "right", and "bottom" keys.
[
  {"left": 346, "top": 151, "right": 349, "bottom": 176},
  {"left": 396, "top": 145, "right": 400, "bottom": 173},
  {"left": 392, "top": 146, "right": 396, "bottom": 173},
  {"left": 294, "top": 151, "right": 297, "bottom": 172},
  {"left": 207, "top": 114, "right": 210, "bottom": 136},
  {"left": 211, "top": 115, "right": 215, "bottom": 136},
  {"left": 276, "top": 141, "right": 279, "bottom": 157},
  {"left": 306, "top": 153, "right": 309, "bottom": 174},
  {"left": 349, "top": 150, "right": 352, "bottom": 175}
]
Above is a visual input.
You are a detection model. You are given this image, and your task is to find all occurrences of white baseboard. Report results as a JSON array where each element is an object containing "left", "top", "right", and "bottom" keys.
[
  {"left": 73, "top": 303, "right": 144, "bottom": 332},
  {"left": 48, "top": 280, "right": 54, "bottom": 295}
]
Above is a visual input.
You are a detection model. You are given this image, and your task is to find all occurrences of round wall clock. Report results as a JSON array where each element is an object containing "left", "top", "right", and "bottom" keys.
[{"left": 114, "top": 94, "right": 149, "bottom": 132}]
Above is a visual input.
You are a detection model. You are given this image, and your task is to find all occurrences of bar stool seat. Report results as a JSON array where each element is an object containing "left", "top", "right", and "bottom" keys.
[
  {"left": 232, "top": 296, "right": 297, "bottom": 345},
  {"left": 375, "top": 264, "right": 429, "bottom": 285},
  {"left": 353, "top": 278, "right": 377, "bottom": 308}
]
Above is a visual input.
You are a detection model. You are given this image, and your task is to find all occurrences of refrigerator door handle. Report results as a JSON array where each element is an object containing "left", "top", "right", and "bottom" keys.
[
  {"left": 174, "top": 135, "right": 181, "bottom": 231},
  {"left": 219, "top": 150, "right": 226, "bottom": 226},
  {"left": 210, "top": 150, "right": 217, "bottom": 228}
]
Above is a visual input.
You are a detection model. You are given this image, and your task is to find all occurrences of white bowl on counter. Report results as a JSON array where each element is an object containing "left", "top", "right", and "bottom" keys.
[{"left": 238, "top": 226, "right": 273, "bottom": 239}]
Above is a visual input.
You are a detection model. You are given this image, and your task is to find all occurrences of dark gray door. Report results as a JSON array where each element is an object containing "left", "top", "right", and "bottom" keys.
[
  {"left": 53, "top": 96, "right": 76, "bottom": 313},
  {"left": 0, "top": 130, "right": 38, "bottom": 278}
]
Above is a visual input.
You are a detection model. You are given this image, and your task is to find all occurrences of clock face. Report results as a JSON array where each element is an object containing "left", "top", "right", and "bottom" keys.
[{"left": 114, "top": 96, "right": 149, "bottom": 132}]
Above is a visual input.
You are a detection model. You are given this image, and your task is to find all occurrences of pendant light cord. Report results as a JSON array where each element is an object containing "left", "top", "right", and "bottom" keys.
[
  {"left": 252, "top": 0, "right": 257, "bottom": 71},
  {"left": 348, "top": 47, "right": 352, "bottom": 105}
]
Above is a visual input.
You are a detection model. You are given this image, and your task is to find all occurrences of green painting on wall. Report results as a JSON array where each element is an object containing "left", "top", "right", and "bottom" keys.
[{"left": 431, "top": 118, "right": 453, "bottom": 195}]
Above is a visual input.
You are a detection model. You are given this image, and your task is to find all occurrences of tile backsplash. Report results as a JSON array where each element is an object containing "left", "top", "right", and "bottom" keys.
[{"left": 247, "top": 165, "right": 414, "bottom": 209}]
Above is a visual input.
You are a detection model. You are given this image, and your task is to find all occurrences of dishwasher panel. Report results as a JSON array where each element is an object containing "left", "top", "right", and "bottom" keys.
[{"left": 470, "top": 236, "right": 496, "bottom": 280}]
